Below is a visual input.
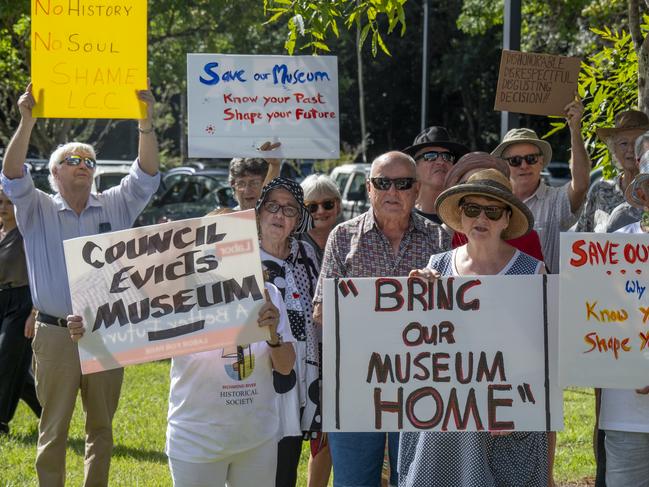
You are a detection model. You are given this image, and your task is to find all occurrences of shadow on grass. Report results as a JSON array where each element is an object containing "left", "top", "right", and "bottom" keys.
[{"left": 10, "top": 430, "right": 167, "bottom": 464}]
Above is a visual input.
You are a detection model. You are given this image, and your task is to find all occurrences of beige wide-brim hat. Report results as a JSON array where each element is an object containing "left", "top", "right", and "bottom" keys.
[
  {"left": 491, "top": 128, "right": 552, "bottom": 167},
  {"left": 596, "top": 110, "right": 649, "bottom": 141},
  {"left": 436, "top": 168, "right": 534, "bottom": 240},
  {"left": 624, "top": 157, "right": 649, "bottom": 209}
]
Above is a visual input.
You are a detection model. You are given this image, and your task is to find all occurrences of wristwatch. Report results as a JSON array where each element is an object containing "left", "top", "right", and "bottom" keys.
[{"left": 266, "top": 333, "right": 283, "bottom": 348}]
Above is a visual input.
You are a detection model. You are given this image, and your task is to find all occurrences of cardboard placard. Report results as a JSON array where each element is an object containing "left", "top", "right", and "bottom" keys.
[
  {"left": 322, "top": 275, "right": 563, "bottom": 432},
  {"left": 63, "top": 210, "right": 268, "bottom": 374},
  {"left": 31, "top": 0, "right": 147, "bottom": 118},
  {"left": 494, "top": 50, "right": 581, "bottom": 117},
  {"left": 187, "top": 54, "right": 340, "bottom": 159},
  {"left": 559, "top": 233, "right": 649, "bottom": 388}
]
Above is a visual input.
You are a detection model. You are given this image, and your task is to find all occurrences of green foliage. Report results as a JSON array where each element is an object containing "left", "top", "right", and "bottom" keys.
[{"left": 262, "top": 0, "right": 407, "bottom": 56}]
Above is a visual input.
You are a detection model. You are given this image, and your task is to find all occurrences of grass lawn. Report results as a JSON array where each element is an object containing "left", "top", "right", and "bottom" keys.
[{"left": 0, "top": 361, "right": 595, "bottom": 486}]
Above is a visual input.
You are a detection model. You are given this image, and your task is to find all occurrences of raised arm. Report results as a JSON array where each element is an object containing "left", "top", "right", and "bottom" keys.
[
  {"left": 565, "top": 98, "right": 591, "bottom": 213},
  {"left": 260, "top": 141, "right": 281, "bottom": 186},
  {"left": 2, "top": 84, "right": 36, "bottom": 179},
  {"left": 136, "top": 87, "right": 160, "bottom": 176}
]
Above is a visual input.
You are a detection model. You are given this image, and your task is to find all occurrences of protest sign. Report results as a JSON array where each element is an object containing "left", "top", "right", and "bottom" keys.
[
  {"left": 560, "top": 233, "right": 649, "bottom": 388},
  {"left": 187, "top": 54, "right": 339, "bottom": 159},
  {"left": 31, "top": 0, "right": 147, "bottom": 118},
  {"left": 63, "top": 210, "right": 267, "bottom": 374},
  {"left": 494, "top": 50, "right": 581, "bottom": 117},
  {"left": 322, "top": 275, "right": 562, "bottom": 432}
]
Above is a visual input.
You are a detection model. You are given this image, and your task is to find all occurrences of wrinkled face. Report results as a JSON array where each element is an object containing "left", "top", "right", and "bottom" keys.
[
  {"left": 259, "top": 188, "right": 300, "bottom": 244},
  {"left": 612, "top": 130, "right": 645, "bottom": 171},
  {"left": 0, "top": 190, "right": 16, "bottom": 224},
  {"left": 53, "top": 149, "right": 96, "bottom": 193},
  {"left": 502, "top": 143, "right": 544, "bottom": 188},
  {"left": 413, "top": 145, "right": 454, "bottom": 190},
  {"left": 459, "top": 195, "right": 511, "bottom": 241},
  {"left": 368, "top": 156, "right": 419, "bottom": 221},
  {"left": 232, "top": 174, "right": 265, "bottom": 210},
  {"left": 305, "top": 194, "right": 340, "bottom": 232}
]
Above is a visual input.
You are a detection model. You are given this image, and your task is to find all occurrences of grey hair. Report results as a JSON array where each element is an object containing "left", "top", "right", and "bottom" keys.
[
  {"left": 635, "top": 131, "right": 649, "bottom": 158},
  {"left": 229, "top": 158, "right": 268, "bottom": 185},
  {"left": 300, "top": 174, "right": 341, "bottom": 201},
  {"left": 48, "top": 142, "right": 96, "bottom": 193}
]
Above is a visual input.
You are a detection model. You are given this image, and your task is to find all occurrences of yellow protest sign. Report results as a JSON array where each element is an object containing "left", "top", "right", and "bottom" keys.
[{"left": 31, "top": 0, "right": 147, "bottom": 119}]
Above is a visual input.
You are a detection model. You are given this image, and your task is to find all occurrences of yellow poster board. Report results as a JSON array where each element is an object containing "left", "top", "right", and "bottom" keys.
[{"left": 31, "top": 0, "right": 147, "bottom": 119}]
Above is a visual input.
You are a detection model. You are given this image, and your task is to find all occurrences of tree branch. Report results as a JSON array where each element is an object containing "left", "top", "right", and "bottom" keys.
[{"left": 629, "top": 0, "right": 643, "bottom": 53}]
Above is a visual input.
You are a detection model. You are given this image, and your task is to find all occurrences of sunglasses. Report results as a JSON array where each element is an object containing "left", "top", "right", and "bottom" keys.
[
  {"left": 263, "top": 201, "right": 299, "bottom": 217},
  {"left": 306, "top": 199, "right": 336, "bottom": 213},
  {"left": 505, "top": 153, "right": 542, "bottom": 167},
  {"left": 59, "top": 155, "right": 97, "bottom": 169},
  {"left": 369, "top": 177, "right": 416, "bottom": 191},
  {"left": 460, "top": 203, "right": 510, "bottom": 221},
  {"left": 417, "top": 150, "right": 456, "bottom": 164}
]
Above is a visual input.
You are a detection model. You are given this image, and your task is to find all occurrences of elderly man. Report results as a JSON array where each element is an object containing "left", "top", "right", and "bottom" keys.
[
  {"left": 491, "top": 99, "right": 590, "bottom": 273},
  {"left": 0, "top": 83, "right": 160, "bottom": 486},
  {"left": 402, "top": 126, "right": 469, "bottom": 224},
  {"left": 313, "top": 151, "right": 448, "bottom": 487},
  {"left": 576, "top": 110, "right": 649, "bottom": 234}
]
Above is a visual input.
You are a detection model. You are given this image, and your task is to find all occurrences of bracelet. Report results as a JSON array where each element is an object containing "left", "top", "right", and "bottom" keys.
[
  {"left": 138, "top": 125, "right": 155, "bottom": 134},
  {"left": 266, "top": 333, "right": 283, "bottom": 348}
]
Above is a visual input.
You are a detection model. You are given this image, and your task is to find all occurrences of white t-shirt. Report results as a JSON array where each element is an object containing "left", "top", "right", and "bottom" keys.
[
  {"left": 600, "top": 221, "right": 649, "bottom": 433},
  {"left": 165, "top": 283, "right": 295, "bottom": 462}
]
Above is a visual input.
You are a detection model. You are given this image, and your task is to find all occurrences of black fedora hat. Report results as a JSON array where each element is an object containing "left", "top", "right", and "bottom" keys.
[{"left": 403, "top": 126, "right": 470, "bottom": 159}]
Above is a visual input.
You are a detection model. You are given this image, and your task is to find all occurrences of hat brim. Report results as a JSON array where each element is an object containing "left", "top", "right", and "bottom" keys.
[
  {"left": 624, "top": 174, "right": 649, "bottom": 209},
  {"left": 435, "top": 184, "right": 534, "bottom": 240},
  {"left": 491, "top": 138, "right": 552, "bottom": 168},
  {"left": 596, "top": 125, "right": 649, "bottom": 141},
  {"left": 403, "top": 141, "right": 470, "bottom": 159}
]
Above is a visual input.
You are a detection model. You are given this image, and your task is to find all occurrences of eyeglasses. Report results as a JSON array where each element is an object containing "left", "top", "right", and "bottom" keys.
[
  {"left": 416, "top": 151, "right": 456, "bottom": 164},
  {"left": 306, "top": 199, "right": 336, "bottom": 213},
  {"left": 263, "top": 201, "right": 300, "bottom": 217},
  {"left": 505, "top": 153, "right": 542, "bottom": 167},
  {"left": 460, "top": 203, "right": 510, "bottom": 221},
  {"left": 369, "top": 177, "right": 416, "bottom": 191},
  {"left": 233, "top": 179, "right": 263, "bottom": 191},
  {"left": 59, "top": 155, "right": 96, "bottom": 169}
]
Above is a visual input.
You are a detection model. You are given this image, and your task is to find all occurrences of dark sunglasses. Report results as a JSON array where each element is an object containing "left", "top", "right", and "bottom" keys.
[
  {"left": 505, "top": 153, "right": 542, "bottom": 167},
  {"left": 263, "top": 201, "right": 299, "bottom": 217},
  {"left": 60, "top": 155, "right": 97, "bottom": 169},
  {"left": 417, "top": 150, "right": 456, "bottom": 163},
  {"left": 306, "top": 199, "right": 336, "bottom": 213},
  {"left": 460, "top": 203, "right": 510, "bottom": 221},
  {"left": 369, "top": 177, "right": 416, "bottom": 191}
]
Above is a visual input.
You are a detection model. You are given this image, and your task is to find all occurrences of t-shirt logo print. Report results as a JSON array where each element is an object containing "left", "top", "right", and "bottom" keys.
[{"left": 222, "top": 345, "right": 255, "bottom": 381}]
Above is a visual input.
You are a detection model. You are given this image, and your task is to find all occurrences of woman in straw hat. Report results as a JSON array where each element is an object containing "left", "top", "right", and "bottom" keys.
[{"left": 398, "top": 168, "right": 553, "bottom": 487}]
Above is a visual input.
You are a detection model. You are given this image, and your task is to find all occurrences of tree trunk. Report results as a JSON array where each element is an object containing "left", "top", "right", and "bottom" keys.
[{"left": 629, "top": 0, "right": 649, "bottom": 113}]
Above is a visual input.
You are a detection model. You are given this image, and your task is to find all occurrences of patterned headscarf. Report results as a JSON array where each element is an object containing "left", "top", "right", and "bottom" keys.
[{"left": 256, "top": 177, "right": 314, "bottom": 233}]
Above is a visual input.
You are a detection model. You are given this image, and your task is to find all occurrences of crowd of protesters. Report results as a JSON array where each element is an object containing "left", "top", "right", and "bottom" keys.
[{"left": 1, "top": 81, "right": 649, "bottom": 487}]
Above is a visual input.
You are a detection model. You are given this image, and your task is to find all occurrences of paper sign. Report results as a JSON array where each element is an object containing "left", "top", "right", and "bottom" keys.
[
  {"left": 63, "top": 210, "right": 268, "bottom": 374},
  {"left": 560, "top": 233, "right": 649, "bottom": 388},
  {"left": 322, "top": 275, "right": 563, "bottom": 432},
  {"left": 31, "top": 0, "right": 147, "bottom": 118},
  {"left": 187, "top": 54, "right": 340, "bottom": 159},
  {"left": 494, "top": 50, "right": 581, "bottom": 117}
]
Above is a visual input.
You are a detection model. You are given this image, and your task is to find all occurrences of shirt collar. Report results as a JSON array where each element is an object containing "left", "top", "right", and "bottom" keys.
[
  {"left": 523, "top": 179, "right": 548, "bottom": 203},
  {"left": 53, "top": 192, "right": 102, "bottom": 212}
]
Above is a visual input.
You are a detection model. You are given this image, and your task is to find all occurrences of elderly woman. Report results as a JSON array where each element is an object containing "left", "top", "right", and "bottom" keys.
[
  {"left": 298, "top": 174, "right": 341, "bottom": 265},
  {"left": 399, "top": 168, "right": 552, "bottom": 487},
  {"left": 256, "top": 177, "right": 321, "bottom": 487}
]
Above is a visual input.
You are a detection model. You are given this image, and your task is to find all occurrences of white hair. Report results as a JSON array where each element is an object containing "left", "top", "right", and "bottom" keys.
[
  {"left": 300, "top": 174, "right": 341, "bottom": 201},
  {"left": 48, "top": 142, "right": 96, "bottom": 192}
]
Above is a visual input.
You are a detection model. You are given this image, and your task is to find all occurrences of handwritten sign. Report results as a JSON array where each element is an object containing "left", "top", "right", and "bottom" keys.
[
  {"left": 63, "top": 211, "right": 268, "bottom": 374},
  {"left": 494, "top": 50, "right": 581, "bottom": 117},
  {"left": 187, "top": 54, "right": 339, "bottom": 159},
  {"left": 322, "top": 276, "right": 563, "bottom": 432},
  {"left": 560, "top": 233, "right": 649, "bottom": 388},
  {"left": 31, "top": 0, "right": 147, "bottom": 118}
]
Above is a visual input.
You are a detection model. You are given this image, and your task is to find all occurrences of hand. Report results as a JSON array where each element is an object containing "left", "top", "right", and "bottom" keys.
[
  {"left": 24, "top": 312, "right": 35, "bottom": 339},
  {"left": 137, "top": 78, "right": 155, "bottom": 126},
  {"left": 67, "top": 315, "right": 86, "bottom": 342},
  {"left": 636, "top": 386, "right": 649, "bottom": 394},
  {"left": 18, "top": 83, "right": 36, "bottom": 125},
  {"left": 258, "top": 140, "right": 281, "bottom": 166},
  {"left": 564, "top": 96, "right": 584, "bottom": 133},
  {"left": 258, "top": 289, "right": 280, "bottom": 339},
  {"left": 408, "top": 267, "right": 441, "bottom": 281}
]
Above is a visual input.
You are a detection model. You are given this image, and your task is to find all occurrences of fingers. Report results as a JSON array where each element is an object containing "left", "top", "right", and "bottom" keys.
[
  {"left": 409, "top": 268, "right": 440, "bottom": 282},
  {"left": 67, "top": 315, "right": 85, "bottom": 342},
  {"left": 258, "top": 141, "right": 281, "bottom": 152},
  {"left": 264, "top": 287, "right": 271, "bottom": 303},
  {"left": 636, "top": 386, "right": 649, "bottom": 395}
]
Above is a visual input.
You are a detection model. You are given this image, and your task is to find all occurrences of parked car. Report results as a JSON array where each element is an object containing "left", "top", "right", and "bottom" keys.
[
  {"left": 94, "top": 160, "right": 132, "bottom": 192},
  {"left": 540, "top": 161, "right": 571, "bottom": 187},
  {"left": 163, "top": 166, "right": 230, "bottom": 188},
  {"left": 330, "top": 163, "right": 371, "bottom": 221}
]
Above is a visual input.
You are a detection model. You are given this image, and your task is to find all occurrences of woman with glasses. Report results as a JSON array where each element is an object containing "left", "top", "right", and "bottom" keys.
[
  {"left": 399, "top": 168, "right": 553, "bottom": 487},
  {"left": 257, "top": 178, "right": 321, "bottom": 487}
]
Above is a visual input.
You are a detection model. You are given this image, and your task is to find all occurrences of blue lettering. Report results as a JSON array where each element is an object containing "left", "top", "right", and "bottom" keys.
[
  {"left": 254, "top": 72, "right": 270, "bottom": 80},
  {"left": 625, "top": 279, "right": 646, "bottom": 300},
  {"left": 271, "top": 64, "right": 330, "bottom": 85},
  {"left": 199, "top": 62, "right": 220, "bottom": 85}
]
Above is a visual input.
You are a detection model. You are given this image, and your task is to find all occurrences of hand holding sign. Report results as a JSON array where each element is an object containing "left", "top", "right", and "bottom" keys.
[
  {"left": 67, "top": 314, "right": 85, "bottom": 343},
  {"left": 258, "top": 288, "right": 279, "bottom": 342},
  {"left": 564, "top": 96, "right": 584, "bottom": 133},
  {"left": 18, "top": 83, "right": 37, "bottom": 126}
]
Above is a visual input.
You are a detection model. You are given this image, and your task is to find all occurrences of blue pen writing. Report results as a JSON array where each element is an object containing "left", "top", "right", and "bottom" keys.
[{"left": 199, "top": 62, "right": 247, "bottom": 85}]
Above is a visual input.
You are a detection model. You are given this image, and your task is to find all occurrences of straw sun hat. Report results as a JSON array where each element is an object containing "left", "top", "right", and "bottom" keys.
[{"left": 435, "top": 168, "right": 534, "bottom": 240}]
